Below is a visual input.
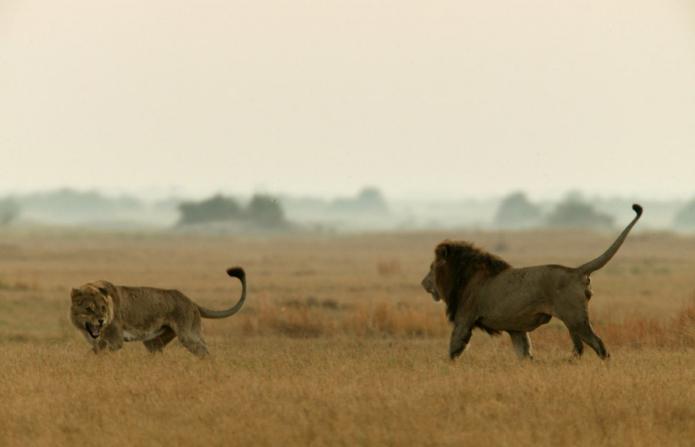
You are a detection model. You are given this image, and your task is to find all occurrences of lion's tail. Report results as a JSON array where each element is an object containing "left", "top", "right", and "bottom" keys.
[
  {"left": 197, "top": 267, "right": 247, "bottom": 319},
  {"left": 576, "top": 204, "right": 643, "bottom": 275}
]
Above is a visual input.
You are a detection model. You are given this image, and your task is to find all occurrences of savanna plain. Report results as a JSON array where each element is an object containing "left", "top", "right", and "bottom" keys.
[{"left": 1, "top": 228, "right": 694, "bottom": 446}]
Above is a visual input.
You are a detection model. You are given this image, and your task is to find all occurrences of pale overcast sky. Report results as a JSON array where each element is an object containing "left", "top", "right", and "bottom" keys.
[{"left": 1, "top": 0, "right": 694, "bottom": 199}]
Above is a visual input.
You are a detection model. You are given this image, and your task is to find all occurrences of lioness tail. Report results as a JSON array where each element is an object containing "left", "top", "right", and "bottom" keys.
[
  {"left": 197, "top": 267, "right": 247, "bottom": 319},
  {"left": 576, "top": 204, "right": 643, "bottom": 275}
]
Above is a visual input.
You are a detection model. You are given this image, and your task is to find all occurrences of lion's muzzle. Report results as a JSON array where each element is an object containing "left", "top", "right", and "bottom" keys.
[{"left": 421, "top": 274, "right": 440, "bottom": 301}]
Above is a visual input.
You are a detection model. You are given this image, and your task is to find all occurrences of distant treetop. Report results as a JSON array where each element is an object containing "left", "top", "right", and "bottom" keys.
[
  {"left": 178, "top": 194, "right": 242, "bottom": 225},
  {"left": 546, "top": 196, "right": 614, "bottom": 230},
  {"left": 177, "top": 193, "right": 288, "bottom": 229},
  {"left": 0, "top": 199, "right": 19, "bottom": 226},
  {"left": 673, "top": 198, "right": 695, "bottom": 229},
  {"left": 247, "top": 194, "right": 286, "bottom": 228},
  {"left": 494, "top": 191, "right": 542, "bottom": 228},
  {"left": 332, "top": 187, "right": 389, "bottom": 214}
]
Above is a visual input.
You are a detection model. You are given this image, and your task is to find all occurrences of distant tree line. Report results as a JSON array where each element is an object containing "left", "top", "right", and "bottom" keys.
[
  {"left": 178, "top": 194, "right": 287, "bottom": 228},
  {"left": 674, "top": 199, "right": 695, "bottom": 230},
  {"left": 331, "top": 187, "right": 389, "bottom": 214},
  {"left": 0, "top": 199, "right": 19, "bottom": 226},
  {"left": 494, "top": 191, "right": 614, "bottom": 230},
  {"left": 6, "top": 186, "right": 695, "bottom": 232},
  {"left": 493, "top": 192, "right": 542, "bottom": 228}
]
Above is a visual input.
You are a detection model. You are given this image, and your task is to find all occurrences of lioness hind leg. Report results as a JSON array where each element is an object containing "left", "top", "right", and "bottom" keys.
[
  {"left": 143, "top": 327, "right": 176, "bottom": 353},
  {"left": 508, "top": 331, "right": 533, "bottom": 359},
  {"left": 179, "top": 334, "right": 209, "bottom": 358},
  {"left": 172, "top": 310, "right": 209, "bottom": 358}
]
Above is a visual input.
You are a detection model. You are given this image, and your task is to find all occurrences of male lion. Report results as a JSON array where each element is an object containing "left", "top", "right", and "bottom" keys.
[
  {"left": 70, "top": 267, "right": 246, "bottom": 357},
  {"left": 421, "top": 204, "right": 643, "bottom": 360}
]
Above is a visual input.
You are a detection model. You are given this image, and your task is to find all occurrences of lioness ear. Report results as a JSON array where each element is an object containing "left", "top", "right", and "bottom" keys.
[{"left": 70, "top": 288, "right": 79, "bottom": 301}]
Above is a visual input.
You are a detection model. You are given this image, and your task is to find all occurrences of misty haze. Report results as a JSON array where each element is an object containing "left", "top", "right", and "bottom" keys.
[{"left": 1, "top": 1, "right": 694, "bottom": 446}]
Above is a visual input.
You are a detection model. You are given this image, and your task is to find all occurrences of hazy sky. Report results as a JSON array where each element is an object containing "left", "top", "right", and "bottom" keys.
[{"left": 2, "top": 0, "right": 694, "bottom": 199}]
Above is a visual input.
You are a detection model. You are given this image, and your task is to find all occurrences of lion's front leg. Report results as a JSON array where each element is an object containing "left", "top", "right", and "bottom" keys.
[
  {"left": 508, "top": 331, "right": 533, "bottom": 359},
  {"left": 449, "top": 323, "right": 473, "bottom": 360}
]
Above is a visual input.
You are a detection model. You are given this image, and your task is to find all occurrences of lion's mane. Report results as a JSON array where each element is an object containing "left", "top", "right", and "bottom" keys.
[{"left": 434, "top": 241, "right": 511, "bottom": 326}]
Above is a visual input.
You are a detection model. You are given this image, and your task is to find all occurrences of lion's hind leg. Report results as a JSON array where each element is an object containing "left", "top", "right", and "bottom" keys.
[
  {"left": 556, "top": 293, "right": 608, "bottom": 359},
  {"left": 563, "top": 320, "right": 608, "bottom": 359},
  {"left": 569, "top": 332, "right": 584, "bottom": 357},
  {"left": 143, "top": 327, "right": 176, "bottom": 354},
  {"left": 573, "top": 322, "right": 609, "bottom": 359},
  {"left": 508, "top": 331, "right": 533, "bottom": 359}
]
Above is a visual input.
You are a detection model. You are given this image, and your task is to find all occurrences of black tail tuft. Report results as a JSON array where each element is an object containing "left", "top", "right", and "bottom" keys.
[
  {"left": 226, "top": 266, "right": 245, "bottom": 280},
  {"left": 632, "top": 204, "right": 643, "bottom": 217},
  {"left": 198, "top": 266, "right": 247, "bottom": 319}
]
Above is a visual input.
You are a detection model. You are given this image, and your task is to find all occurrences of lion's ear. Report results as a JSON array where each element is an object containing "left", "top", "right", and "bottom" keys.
[
  {"left": 98, "top": 286, "right": 109, "bottom": 297},
  {"left": 70, "top": 288, "right": 79, "bottom": 301},
  {"left": 436, "top": 243, "right": 449, "bottom": 259}
]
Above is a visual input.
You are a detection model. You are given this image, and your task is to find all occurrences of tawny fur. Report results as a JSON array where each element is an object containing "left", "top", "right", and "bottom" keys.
[
  {"left": 421, "top": 204, "right": 643, "bottom": 360},
  {"left": 70, "top": 267, "right": 246, "bottom": 358}
]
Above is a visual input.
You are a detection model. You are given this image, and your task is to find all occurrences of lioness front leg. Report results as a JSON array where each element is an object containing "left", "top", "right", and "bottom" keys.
[
  {"left": 449, "top": 323, "right": 473, "bottom": 360},
  {"left": 93, "top": 325, "right": 124, "bottom": 354},
  {"left": 92, "top": 338, "right": 107, "bottom": 354}
]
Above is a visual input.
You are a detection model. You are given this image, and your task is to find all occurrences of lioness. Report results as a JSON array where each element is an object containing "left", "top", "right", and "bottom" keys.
[
  {"left": 70, "top": 267, "right": 246, "bottom": 357},
  {"left": 422, "top": 204, "right": 642, "bottom": 360}
]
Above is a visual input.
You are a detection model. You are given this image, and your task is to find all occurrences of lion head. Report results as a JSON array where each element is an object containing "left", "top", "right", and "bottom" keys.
[
  {"left": 421, "top": 240, "right": 511, "bottom": 322},
  {"left": 70, "top": 283, "right": 115, "bottom": 339}
]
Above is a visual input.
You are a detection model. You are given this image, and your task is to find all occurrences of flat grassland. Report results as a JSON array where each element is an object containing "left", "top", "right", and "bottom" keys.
[{"left": 1, "top": 229, "right": 694, "bottom": 446}]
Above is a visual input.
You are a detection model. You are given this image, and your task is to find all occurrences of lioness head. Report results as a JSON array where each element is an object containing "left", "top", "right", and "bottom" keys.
[{"left": 70, "top": 284, "right": 114, "bottom": 339}]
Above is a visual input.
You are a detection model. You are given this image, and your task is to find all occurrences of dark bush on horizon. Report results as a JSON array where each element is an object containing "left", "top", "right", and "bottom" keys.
[
  {"left": 546, "top": 196, "right": 614, "bottom": 230},
  {"left": 673, "top": 199, "right": 695, "bottom": 230},
  {"left": 247, "top": 194, "right": 287, "bottom": 228},
  {"left": 0, "top": 199, "right": 19, "bottom": 226},
  {"left": 332, "top": 187, "right": 389, "bottom": 214},
  {"left": 178, "top": 194, "right": 242, "bottom": 225},
  {"left": 177, "top": 193, "right": 287, "bottom": 228},
  {"left": 494, "top": 191, "right": 542, "bottom": 228}
]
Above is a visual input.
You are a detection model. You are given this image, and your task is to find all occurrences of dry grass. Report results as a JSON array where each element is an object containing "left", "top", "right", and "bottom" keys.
[
  {"left": 1, "top": 229, "right": 695, "bottom": 445},
  {"left": 1, "top": 339, "right": 694, "bottom": 447}
]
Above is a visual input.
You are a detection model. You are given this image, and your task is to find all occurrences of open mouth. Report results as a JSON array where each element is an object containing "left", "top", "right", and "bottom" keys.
[{"left": 85, "top": 322, "right": 101, "bottom": 339}]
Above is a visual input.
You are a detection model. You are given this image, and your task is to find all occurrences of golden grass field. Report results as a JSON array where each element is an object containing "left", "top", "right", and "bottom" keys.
[{"left": 1, "top": 228, "right": 694, "bottom": 446}]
